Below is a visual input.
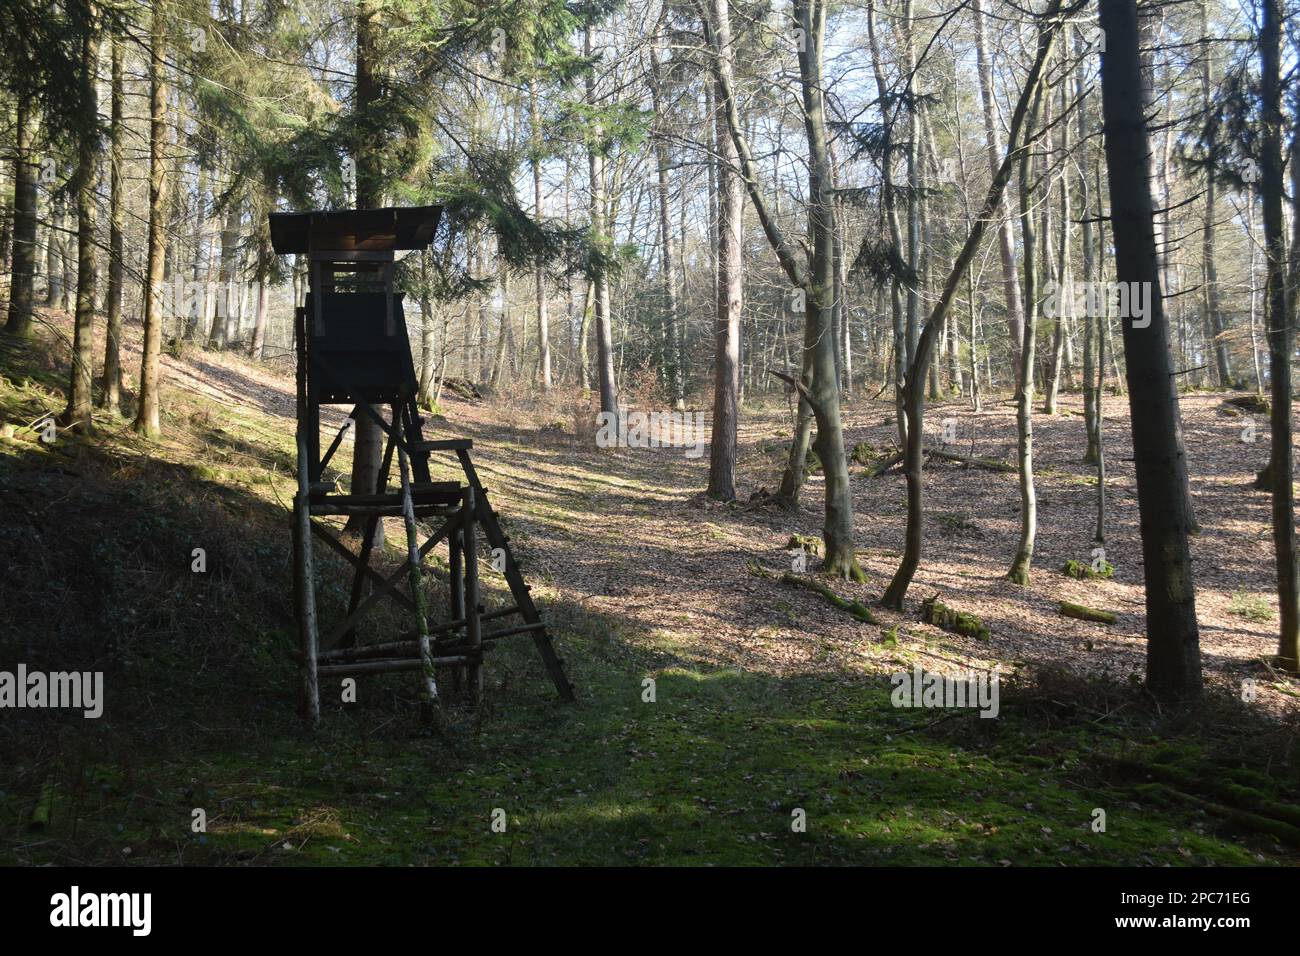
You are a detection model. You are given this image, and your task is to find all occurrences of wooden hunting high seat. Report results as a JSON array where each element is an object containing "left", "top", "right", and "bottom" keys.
[{"left": 271, "top": 205, "right": 574, "bottom": 725}]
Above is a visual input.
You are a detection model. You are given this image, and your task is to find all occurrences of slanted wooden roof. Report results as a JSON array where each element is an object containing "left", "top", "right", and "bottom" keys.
[{"left": 269, "top": 205, "right": 442, "bottom": 255}]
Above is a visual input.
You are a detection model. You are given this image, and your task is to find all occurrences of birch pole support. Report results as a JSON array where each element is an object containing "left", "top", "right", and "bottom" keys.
[
  {"left": 463, "top": 486, "right": 483, "bottom": 705},
  {"left": 295, "top": 430, "right": 320, "bottom": 726},
  {"left": 395, "top": 413, "right": 440, "bottom": 716}
]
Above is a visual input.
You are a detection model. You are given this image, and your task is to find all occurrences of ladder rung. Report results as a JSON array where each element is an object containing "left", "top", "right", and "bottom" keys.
[
  {"left": 482, "top": 622, "right": 547, "bottom": 642},
  {"left": 318, "top": 655, "right": 478, "bottom": 678},
  {"left": 410, "top": 481, "right": 463, "bottom": 492},
  {"left": 310, "top": 502, "right": 456, "bottom": 517},
  {"left": 412, "top": 438, "right": 473, "bottom": 451}
]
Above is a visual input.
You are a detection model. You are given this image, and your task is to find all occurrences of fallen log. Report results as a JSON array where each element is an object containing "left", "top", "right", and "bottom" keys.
[
  {"left": 1058, "top": 601, "right": 1117, "bottom": 624},
  {"left": 924, "top": 449, "right": 1015, "bottom": 472},
  {"left": 921, "top": 594, "right": 990, "bottom": 640},
  {"left": 867, "top": 451, "right": 905, "bottom": 476},
  {"left": 866, "top": 447, "right": 1013, "bottom": 477},
  {"left": 781, "top": 572, "right": 877, "bottom": 624}
]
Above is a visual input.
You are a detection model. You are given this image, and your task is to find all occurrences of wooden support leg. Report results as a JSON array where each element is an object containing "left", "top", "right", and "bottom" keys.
[
  {"left": 449, "top": 525, "right": 465, "bottom": 699},
  {"left": 463, "top": 486, "right": 483, "bottom": 707},
  {"left": 295, "top": 430, "right": 320, "bottom": 726},
  {"left": 395, "top": 415, "right": 439, "bottom": 718},
  {"left": 455, "top": 448, "right": 575, "bottom": 701}
]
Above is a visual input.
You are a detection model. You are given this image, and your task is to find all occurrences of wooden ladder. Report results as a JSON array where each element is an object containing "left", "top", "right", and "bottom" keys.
[{"left": 414, "top": 438, "right": 575, "bottom": 702}]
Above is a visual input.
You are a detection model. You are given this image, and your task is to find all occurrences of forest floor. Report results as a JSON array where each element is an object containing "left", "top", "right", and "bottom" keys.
[{"left": 2, "top": 307, "right": 1299, "bottom": 866}]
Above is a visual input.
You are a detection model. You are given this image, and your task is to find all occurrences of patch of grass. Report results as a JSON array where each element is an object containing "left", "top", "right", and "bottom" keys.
[
  {"left": 1229, "top": 590, "right": 1274, "bottom": 623},
  {"left": 935, "top": 512, "right": 980, "bottom": 536}
]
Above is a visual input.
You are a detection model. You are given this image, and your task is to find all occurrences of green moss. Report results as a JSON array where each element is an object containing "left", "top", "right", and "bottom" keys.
[
  {"left": 920, "top": 595, "right": 989, "bottom": 640},
  {"left": 785, "top": 533, "right": 822, "bottom": 557},
  {"left": 781, "top": 571, "right": 877, "bottom": 624},
  {"left": 1062, "top": 558, "right": 1114, "bottom": 580},
  {"left": 1059, "top": 601, "right": 1117, "bottom": 624},
  {"left": 850, "top": 442, "right": 879, "bottom": 466},
  {"left": 1229, "top": 590, "right": 1273, "bottom": 623}
]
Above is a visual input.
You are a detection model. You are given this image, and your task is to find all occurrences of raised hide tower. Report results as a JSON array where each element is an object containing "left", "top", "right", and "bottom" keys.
[{"left": 271, "top": 206, "right": 574, "bottom": 724}]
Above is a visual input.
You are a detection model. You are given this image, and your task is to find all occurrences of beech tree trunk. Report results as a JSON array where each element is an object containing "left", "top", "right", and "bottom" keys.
[
  {"left": 1259, "top": 0, "right": 1299, "bottom": 671},
  {"left": 882, "top": 0, "right": 1063, "bottom": 608},
  {"left": 865, "top": 0, "right": 909, "bottom": 449},
  {"left": 973, "top": 0, "right": 1027, "bottom": 384},
  {"left": 1078, "top": 32, "right": 1100, "bottom": 464},
  {"left": 649, "top": 34, "right": 684, "bottom": 410},
  {"left": 706, "top": 0, "right": 742, "bottom": 501},
  {"left": 1099, "top": 0, "right": 1202, "bottom": 701},
  {"left": 706, "top": 0, "right": 862, "bottom": 578},
  {"left": 1007, "top": 31, "right": 1048, "bottom": 587}
]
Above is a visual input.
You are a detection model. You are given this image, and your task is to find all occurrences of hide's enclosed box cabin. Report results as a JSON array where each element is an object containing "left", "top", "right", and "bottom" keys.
[{"left": 270, "top": 206, "right": 573, "bottom": 724}]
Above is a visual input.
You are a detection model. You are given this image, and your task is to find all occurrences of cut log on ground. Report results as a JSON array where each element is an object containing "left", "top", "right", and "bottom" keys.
[
  {"left": 867, "top": 448, "right": 1013, "bottom": 477},
  {"left": 921, "top": 594, "right": 990, "bottom": 639},
  {"left": 781, "top": 571, "right": 877, "bottom": 624},
  {"left": 1058, "top": 601, "right": 1117, "bottom": 624}
]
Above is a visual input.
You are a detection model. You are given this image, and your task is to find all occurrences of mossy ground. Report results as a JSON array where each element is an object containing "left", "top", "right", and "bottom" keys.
[
  {"left": 2, "top": 655, "right": 1293, "bottom": 866},
  {"left": 1, "top": 327, "right": 1297, "bottom": 866}
]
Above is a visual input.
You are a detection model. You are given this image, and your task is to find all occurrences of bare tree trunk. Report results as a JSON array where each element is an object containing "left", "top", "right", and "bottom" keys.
[
  {"left": 3, "top": 94, "right": 38, "bottom": 336},
  {"left": 866, "top": 0, "right": 908, "bottom": 449},
  {"left": 707, "top": 0, "right": 742, "bottom": 501},
  {"left": 45, "top": 195, "right": 63, "bottom": 308},
  {"left": 491, "top": 267, "right": 510, "bottom": 387},
  {"left": 1259, "top": 0, "right": 1299, "bottom": 671},
  {"left": 706, "top": 0, "right": 862, "bottom": 578},
  {"left": 902, "top": 0, "right": 920, "bottom": 372},
  {"left": 209, "top": 199, "right": 237, "bottom": 349},
  {"left": 586, "top": 25, "right": 620, "bottom": 426},
  {"left": 1006, "top": 29, "right": 1048, "bottom": 586},
  {"left": 882, "top": 0, "right": 1063, "bottom": 608},
  {"left": 134, "top": 1, "right": 167, "bottom": 438},
  {"left": 1199, "top": 0, "right": 1232, "bottom": 387},
  {"left": 63, "top": 14, "right": 101, "bottom": 429},
  {"left": 248, "top": 257, "right": 269, "bottom": 358},
  {"left": 1099, "top": 0, "right": 1202, "bottom": 701},
  {"left": 345, "top": 0, "right": 385, "bottom": 541},
  {"left": 100, "top": 36, "right": 124, "bottom": 413},
  {"left": 1078, "top": 33, "right": 1100, "bottom": 463},
  {"left": 1044, "top": 77, "right": 1069, "bottom": 415},
  {"left": 649, "top": 35, "right": 684, "bottom": 409},
  {"left": 528, "top": 80, "right": 552, "bottom": 392},
  {"left": 183, "top": 164, "right": 208, "bottom": 341},
  {"left": 418, "top": 249, "right": 437, "bottom": 408},
  {"left": 973, "top": 0, "right": 1027, "bottom": 384}
]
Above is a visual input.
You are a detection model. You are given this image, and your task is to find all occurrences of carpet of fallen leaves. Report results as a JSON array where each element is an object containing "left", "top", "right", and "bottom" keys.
[
  {"left": 19, "top": 303, "right": 1293, "bottom": 715},
  {"left": 436, "top": 385, "right": 1300, "bottom": 718}
]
